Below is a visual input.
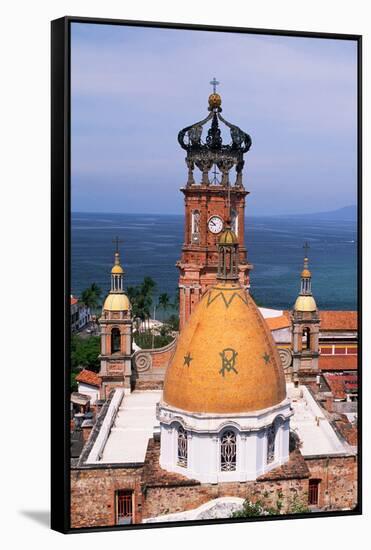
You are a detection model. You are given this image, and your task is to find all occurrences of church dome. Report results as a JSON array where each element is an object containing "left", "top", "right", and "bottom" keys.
[
  {"left": 163, "top": 281, "right": 286, "bottom": 414},
  {"left": 294, "top": 295, "right": 317, "bottom": 312},
  {"left": 103, "top": 293, "right": 130, "bottom": 312},
  {"left": 218, "top": 227, "right": 238, "bottom": 245},
  {"left": 111, "top": 264, "right": 124, "bottom": 274},
  {"left": 301, "top": 268, "right": 311, "bottom": 278}
]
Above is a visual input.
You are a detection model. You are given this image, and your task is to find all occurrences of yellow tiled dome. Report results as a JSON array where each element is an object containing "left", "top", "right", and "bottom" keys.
[
  {"left": 294, "top": 295, "right": 317, "bottom": 312},
  {"left": 301, "top": 268, "right": 311, "bottom": 278},
  {"left": 163, "top": 281, "right": 286, "bottom": 414},
  {"left": 111, "top": 264, "right": 124, "bottom": 274},
  {"left": 103, "top": 293, "right": 130, "bottom": 311}
]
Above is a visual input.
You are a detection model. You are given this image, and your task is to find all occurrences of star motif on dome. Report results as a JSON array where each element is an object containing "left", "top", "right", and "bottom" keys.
[
  {"left": 262, "top": 352, "right": 271, "bottom": 365},
  {"left": 183, "top": 352, "right": 193, "bottom": 367}
]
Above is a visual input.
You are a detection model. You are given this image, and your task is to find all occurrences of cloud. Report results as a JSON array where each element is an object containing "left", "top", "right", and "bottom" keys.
[{"left": 70, "top": 23, "right": 358, "bottom": 215}]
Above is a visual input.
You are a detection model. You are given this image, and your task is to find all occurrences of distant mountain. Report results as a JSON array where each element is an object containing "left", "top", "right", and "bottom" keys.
[{"left": 260, "top": 205, "right": 357, "bottom": 221}]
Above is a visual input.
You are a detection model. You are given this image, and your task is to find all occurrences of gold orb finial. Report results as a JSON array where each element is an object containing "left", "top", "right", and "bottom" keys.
[{"left": 208, "top": 92, "right": 222, "bottom": 110}]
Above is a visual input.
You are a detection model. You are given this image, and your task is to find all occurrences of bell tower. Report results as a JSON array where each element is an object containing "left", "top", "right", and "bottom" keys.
[
  {"left": 177, "top": 80, "right": 253, "bottom": 330},
  {"left": 99, "top": 239, "right": 133, "bottom": 399},
  {"left": 291, "top": 244, "right": 320, "bottom": 384}
]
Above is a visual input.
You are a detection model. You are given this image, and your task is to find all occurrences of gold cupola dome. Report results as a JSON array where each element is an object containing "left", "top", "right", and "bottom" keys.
[
  {"left": 218, "top": 227, "right": 238, "bottom": 245},
  {"left": 294, "top": 246, "right": 317, "bottom": 312},
  {"left": 102, "top": 239, "right": 131, "bottom": 312},
  {"left": 163, "top": 281, "right": 286, "bottom": 414}
]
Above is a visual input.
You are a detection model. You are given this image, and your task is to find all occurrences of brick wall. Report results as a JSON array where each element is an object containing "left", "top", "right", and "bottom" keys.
[
  {"left": 305, "top": 455, "right": 357, "bottom": 510},
  {"left": 70, "top": 467, "right": 143, "bottom": 529}
]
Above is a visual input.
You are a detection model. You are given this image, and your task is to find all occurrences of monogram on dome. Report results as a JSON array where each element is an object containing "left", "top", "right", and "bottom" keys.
[{"left": 178, "top": 79, "right": 252, "bottom": 187}]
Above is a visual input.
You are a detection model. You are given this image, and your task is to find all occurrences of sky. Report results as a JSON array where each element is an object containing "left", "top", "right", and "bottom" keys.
[{"left": 71, "top": 23, "right": 358, "bottom": 216}]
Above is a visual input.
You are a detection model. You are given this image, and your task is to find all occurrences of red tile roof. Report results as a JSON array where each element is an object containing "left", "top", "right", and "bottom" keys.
[
  {"left": 76, "top": 369, "right": 102, "bottom": 387},
  {"left": 265, "top": 311, "right": 291, "bottom": 331},
  {"left": 319, "top": 311, "right": 357, "bottom": 331},
  {"left": 319, "top": 355, "right": 358, "bottom": 371},
  {"left": 70, "top": 295, "right": 78, "bottom": 306},
  {"left": 323, "top": 373, "right": 358, "bottom": 399}
]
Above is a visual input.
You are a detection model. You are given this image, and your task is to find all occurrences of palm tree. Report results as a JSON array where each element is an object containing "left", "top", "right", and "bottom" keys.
[
  {"left": 158, "top": 293, "right": 171, "bottom": 314},
  {"left": 80, "top": 283, "right": 102, "bottom": 311}
]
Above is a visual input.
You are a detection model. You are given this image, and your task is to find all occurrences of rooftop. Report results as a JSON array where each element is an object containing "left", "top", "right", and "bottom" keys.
[
  {"left": 319, "top": 355, "right": 358, "bottom": 371},
  {"left": 320, "top": 311, "right": 357, "bottom": 331},
  {"left": 76, "top": 369, "right": 102, "bottom": 387},
  {"left": 288, "top": 384, "right": 352, "bottom": 456},
  {"left": 323, "top": 373, "right": 358, "bottom": 399},
  {"left": 98, "top": 390, "right": 161, "bottom": 464}
]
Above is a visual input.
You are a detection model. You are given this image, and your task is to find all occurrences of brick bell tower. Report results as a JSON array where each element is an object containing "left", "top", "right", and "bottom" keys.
[
  {"left": 177, "top": 79, "right": 253, "bottom": 330},
  {"left": 291, "top": 244, "right": 320, "bottom": 385},
  {"left": 98, "top": 239, "right": 133, "bottom": 399}
]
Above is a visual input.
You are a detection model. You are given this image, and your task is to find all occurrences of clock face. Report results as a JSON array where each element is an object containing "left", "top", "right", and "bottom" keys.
[{"left": 208, "top": 215, "right": 224, "bottom": 234}]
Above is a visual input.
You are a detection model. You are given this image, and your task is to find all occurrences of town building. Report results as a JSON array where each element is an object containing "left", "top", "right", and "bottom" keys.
[{"left": 70, "top": 295, "right": 90, "bottom": 332}]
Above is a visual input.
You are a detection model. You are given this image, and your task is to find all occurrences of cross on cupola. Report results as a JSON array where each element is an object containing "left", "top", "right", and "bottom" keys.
[
  {"left": 210, "top": 77, "right": 220, "bottom": 93},
  {"left": 303, "top": 241, "right": 310, "bottom": 257},
  {"left": 110, "top": 236, "right": 125, "bottom": 293},
  {"left": 112, "top": 236, "right": 124, "bottom": 254}
]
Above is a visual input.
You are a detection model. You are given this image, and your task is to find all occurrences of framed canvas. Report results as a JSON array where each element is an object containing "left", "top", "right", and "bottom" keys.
[{"left": 51, "top": 16, "right": 362, "bottom": 533}]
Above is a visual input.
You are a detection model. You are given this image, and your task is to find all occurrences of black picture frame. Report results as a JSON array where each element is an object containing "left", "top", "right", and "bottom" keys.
[{"left": 51, "top": 16, "right": 362, "bottom": 534}]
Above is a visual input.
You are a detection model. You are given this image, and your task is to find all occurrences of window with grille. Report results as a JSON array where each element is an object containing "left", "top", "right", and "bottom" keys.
[
  {"left": 308, "top": 479, "right": 320, "bottom": 505},
  {"left": 267, "top": 424, "right": 276, "bottom": 464},
  {"left": 220, "top": 430, "right": 237, "bottom": 471},
  {"left": 177, "top": 425, "right": 188, "bottom": 467},
  {"left": 111, "top": 328, "right": 121, "bottom": 353},
  {"left": 116, "top": 490, "right": 133, "bottom": 525}
]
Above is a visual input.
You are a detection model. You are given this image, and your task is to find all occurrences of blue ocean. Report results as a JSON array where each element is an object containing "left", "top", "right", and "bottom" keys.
[{"left": 71, "top": 212, "right": 357, "bottom": 313}]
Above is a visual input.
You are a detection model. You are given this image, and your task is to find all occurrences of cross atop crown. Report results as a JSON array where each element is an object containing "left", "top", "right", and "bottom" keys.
[
  {"left": 210, "top": 77, "right": 220, "bottom": 94},
  {"left": 303, "top": 241, "right": 310, "bottom": 257}
]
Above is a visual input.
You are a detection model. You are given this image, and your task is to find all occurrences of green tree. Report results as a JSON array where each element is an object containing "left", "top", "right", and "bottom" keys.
[
  {"left": 158, "top": 293, "right": 171, "bottom": 313},
  {"left": 231, "top": 492, "right": 309, "bottom": 518},
  {"left": 71, "top": 335, "right": 101, "bottom": 372},
  {"left": 80, "top": 283, "right": 102, "bottom": 311},
  {"left": 167, "top": 314, "right": 180, "bottom": 332}
]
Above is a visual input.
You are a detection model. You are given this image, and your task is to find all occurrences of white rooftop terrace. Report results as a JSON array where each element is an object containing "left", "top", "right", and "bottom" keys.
[
  {"left": 288, "top": 383, "right": 350, "bottom": 456},
  {"left": 86, "top": 382, "right": 352, "bottom": 466},
  {"left": 86, "top": 390, "right": 161, "bottom": 465}
]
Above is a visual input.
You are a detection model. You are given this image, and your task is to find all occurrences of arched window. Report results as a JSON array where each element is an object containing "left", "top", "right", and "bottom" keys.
[
  {"left": 267, "top": 418, "right": 281, "bottom": 464},
  {"left": 267, "top": 425, "right": 276, "bottom": 464},
  {"left": 177, "top": 425, "right": 188, "bottom": 467},
  {"left": 111, "top": 328, "right": 121, "bottom": 354},
  {"left": 191, "top": 210, "right": 200, "bottom": 243},
  {"left": 302, "top": 328, "right": 310, "bottom": 350},
  {"left": 220, "top": 429, "right": 237, "bottom": 471},
  {"left": 231, "top": 208, "right": 238, "bottom": 235}
]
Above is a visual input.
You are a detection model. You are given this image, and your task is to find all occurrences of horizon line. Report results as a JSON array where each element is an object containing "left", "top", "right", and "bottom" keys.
[{"left": 71, "top": 204, "right": 356, "bottom": 218}]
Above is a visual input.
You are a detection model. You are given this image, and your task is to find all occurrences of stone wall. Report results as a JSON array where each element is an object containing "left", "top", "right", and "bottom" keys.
[
  {"left": 305, "top": 455, "right": 358, "bottom": 510},
  {"left": 132, "top": 339, "right": 177, "bottom": 389},
  {"left": 142, "top": 478, "right": 309, "bottom": 520},
  {"left": 141, "top": 440, "right": 310, "bottom": 520},
  {"left": 70, "top": 466, "right": 143, "bottom": 529}
]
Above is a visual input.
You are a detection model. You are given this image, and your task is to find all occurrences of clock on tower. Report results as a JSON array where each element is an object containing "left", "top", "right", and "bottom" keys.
[{"left": 176, "top": 82, "right": 253, "bottom": 330}]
